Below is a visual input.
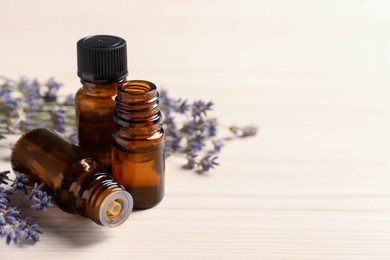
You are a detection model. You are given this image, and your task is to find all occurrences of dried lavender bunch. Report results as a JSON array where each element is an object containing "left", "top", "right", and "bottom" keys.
[
  {"left": 0, "top": 76, "right": 76, "bottom": 142},
  {"left": 159, "top": 89, "right": 257, "bottom": 172},
  {"left": 0, "top": 170, "right": 52, "bottom": 245},
  {"left": 0, "top": 76, "right": 257, "bottom": 173}
]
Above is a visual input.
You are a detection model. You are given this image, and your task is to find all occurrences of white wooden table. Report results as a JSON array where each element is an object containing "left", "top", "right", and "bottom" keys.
[{"left": 1, "top": 1, "right": 390, "bottom": 259}]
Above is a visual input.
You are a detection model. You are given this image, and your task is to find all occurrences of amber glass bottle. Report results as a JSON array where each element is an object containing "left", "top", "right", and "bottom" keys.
[
  {"left": 11, "top": 128, "right": 133, "bottom": 227},
  {"left": 112, "top": 80, "right": 165, "bottom": 209},
  {"left": 76, "top": 35, "right": 127, "bottom": 172}
]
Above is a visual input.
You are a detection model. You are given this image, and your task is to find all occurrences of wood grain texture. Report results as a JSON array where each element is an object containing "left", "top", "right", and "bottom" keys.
[{"left": 1, "top": 0, "right": 390, "bottom": 259}]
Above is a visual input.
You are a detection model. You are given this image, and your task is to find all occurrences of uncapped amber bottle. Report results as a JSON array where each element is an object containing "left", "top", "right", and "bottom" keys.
[
  {"left": 11, "top": 128, "right": 133, "bottom": 227},
  {"left": 75, "top": 35, "right": 128, "bottom": 172},
  {"left": 112, "top": 80, "right": 165, "bottom": 209}
]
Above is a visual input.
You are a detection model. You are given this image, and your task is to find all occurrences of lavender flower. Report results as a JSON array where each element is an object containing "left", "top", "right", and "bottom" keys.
[
  {"left": 163, "top": 110, "right": 182, "bottom": 153},
  {"left": 5, "top": 221, "right": 28, "bottom": 245},
  {"left": 0, "top": 77, "right": 74, "bottom": 138},
  {"left": 43, "top": 78, "right": 63, "bottom": 102},
  {"left": 0, "top": 187, "right": 11, "bottom": 209},
  {"left": 158, "top": 88, "right": 257, "bottom": 172},
  {"left": 159, "top": 89, "right": 177, "bottom": 108},
  {"left": 24, "top": 221, "right": 43, "bottom": 243},
  {"left": 174, "top": 99, "right": 190, "bottom": 114},
  {"left": 208, "top": 118, "right": 218, "bottom": 137},
  {"left": 0, "top": 171, "right": 10, "bottom": 185},
  {"left": 184, "top": 153, "right": 198, "bottom": 170},
  {"left": 0, "top": 212, "right": 43, "bottom": 245},
  {"left": 229, "top": 125, "right": 258, "bottom": 137},
  {"left": 212, "top": 140, "right": 224, "bottom": 152},
  {"left": 199, "top": 155, "right": 219, "bottom": 171},
  {"left": 192, "top": 100, "right": 213, "bottom": 118},
  {"left": 1, "top": 83, "right": 20, "bottom": 110},
  {"left": 164, "top": 131, "right": 182, "bottom": 154},
  {"left": 1, "top": 173, "right": 51, "bottom": 245},
  {"left": 242, "top": 126, "right": 258, "bottom": 137},
  {"left": 64, "top": 94, "right": 75, "bottom": 106},
  {"left": 0, "top": 208, "right": 19, "bottom": 226},
  {"left": 11, "top": 174, "right": 30, "bottom": 193},
  {"left": 187, "top": 135, "right": 205, "bottom": 154},
  {"left": 51, "top": 107, "right": 66, "bottom": 133},
  {"left": 20, "top": 78, "right": 42, "bottom": 113},
  {"left": 28, "top": 183, "right": 53, "bottom": 211},
  {"left": 6, "top": 103, "right": 26, "bottom": 134}
]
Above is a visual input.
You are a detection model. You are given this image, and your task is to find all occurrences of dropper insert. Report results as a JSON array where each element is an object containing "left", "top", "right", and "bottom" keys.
[
  {"left": 106, "top": 199, "right": 123, "bottom": 218},
  {"left": 99, "top": 190, "right": 133, "bottom": 227}
]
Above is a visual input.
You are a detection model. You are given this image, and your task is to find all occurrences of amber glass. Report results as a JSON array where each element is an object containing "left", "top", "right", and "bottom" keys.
[
  {"left": 11, "top": 128, "right": 133, "bottom": 227},
  {"left": 112, "top": 80, "right": 165, "bottom": 209},
  {"left": 75, "top": 80, "right": 123, "bottom": 172}
]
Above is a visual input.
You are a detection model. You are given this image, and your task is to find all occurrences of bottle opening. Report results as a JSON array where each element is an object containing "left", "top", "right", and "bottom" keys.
[
  {"left": 119, "top": 80, "right": 156, "bottom": 95},
  {"left": 106, "top": 199, "right": 123, "bottom": 219},
  {"left": 99, "top": 190, "right": 133, "bottom": 227}
]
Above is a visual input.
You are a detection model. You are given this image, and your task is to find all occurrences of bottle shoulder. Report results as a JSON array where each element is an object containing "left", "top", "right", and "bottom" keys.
[
  {"left": 76, "top": 84, "right": 117, "bottom": 98},
  {"left": 113, "top": 129, "right": 164, "bottom": 151},
  {"left": 75, "top": 87, "right": 116, "bottom": 110},
  {"left": 63, "top": 158, "right": 103, "bottom": 180},
  {"left": 113, "top": 126, "right": 164, "bottom": 139}
]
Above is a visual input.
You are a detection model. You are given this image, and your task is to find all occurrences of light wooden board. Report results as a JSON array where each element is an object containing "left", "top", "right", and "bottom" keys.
[{"left": 1, "top": 1, "right": 390, "bottom": 259}]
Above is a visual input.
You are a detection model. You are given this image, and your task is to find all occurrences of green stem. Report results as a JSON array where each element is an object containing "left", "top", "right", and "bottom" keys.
[{"left": 165, "top": 151, "right": 187, "bottom": 158}]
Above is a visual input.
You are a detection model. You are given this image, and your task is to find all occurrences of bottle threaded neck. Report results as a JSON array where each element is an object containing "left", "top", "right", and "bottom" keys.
[
  {"left": 114, "top": 80, "right": 161, "bottom": 125},
  {"left": 76, "top": 172, "right": 133, "bottom": 227}
]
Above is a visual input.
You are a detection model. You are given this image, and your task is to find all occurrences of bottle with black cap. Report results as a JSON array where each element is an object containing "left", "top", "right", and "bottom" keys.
[{"left": 75, "top": 35, "right": 128, "bottom": 172}]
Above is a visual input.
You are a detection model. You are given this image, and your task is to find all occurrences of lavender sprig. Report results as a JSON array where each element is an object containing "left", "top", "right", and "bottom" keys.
[
  {"left": 27, "top": 183, "right": 53, "bottom": 212},
  {"left": 159, "top": 89, "right": 257, "bottom": 172},
  {"left": 1, "top": 77, "right": 257, "bottom": 173},
  {"left": 0, "top": 76, "right": 74, "bottom": 136},
  {"left": 0, "top": 171, "right": 51, "bottom": 245}
]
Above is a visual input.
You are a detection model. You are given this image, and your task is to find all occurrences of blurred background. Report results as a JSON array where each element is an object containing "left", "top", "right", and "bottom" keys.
[{"left": 2, "top": 0, "right": 390, "bottom": 92}]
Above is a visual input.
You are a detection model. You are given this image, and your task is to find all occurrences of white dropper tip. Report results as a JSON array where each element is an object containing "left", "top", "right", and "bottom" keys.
[
  {"left": 107, "top": 199, "right": 122, "bottom": 216},
  {"left": 99, "top": 190, "right": 133, "bottom": 227}
]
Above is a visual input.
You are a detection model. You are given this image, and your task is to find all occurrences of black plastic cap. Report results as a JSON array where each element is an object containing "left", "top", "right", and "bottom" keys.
[{"left": 77, "top": 35, "right": 128, "bottom": 83}]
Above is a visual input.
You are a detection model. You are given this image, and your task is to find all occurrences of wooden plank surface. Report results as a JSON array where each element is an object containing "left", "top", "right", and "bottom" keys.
[{"left": 1, "top": 1, "right": 390, "bottom": 259}]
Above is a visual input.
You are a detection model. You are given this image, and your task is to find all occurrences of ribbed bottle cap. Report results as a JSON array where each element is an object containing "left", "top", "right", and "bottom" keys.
[{"left": 77, "top": 35, "right": 128, "bottom": 83}]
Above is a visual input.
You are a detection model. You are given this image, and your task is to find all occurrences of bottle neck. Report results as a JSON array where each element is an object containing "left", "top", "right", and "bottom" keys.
[
  {"left": 71, "top": 171, "right": 133, "bottom": 227},
  {"left": 114, "top": 80, "right": 161, "bottom": 131}
]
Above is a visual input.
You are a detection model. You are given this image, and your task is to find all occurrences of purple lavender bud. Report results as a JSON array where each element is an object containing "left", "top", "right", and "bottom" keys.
[
  {"left": 31, "top": 191, "right": 53, "bottom": 212},
  {"left": 242, "top": 126, "right": 258, "bottom": 137},
  {"left": 212, "top": 140, "right": 224, "bottom": 152},
  {"left": 51, "top": 107, "right": 66, "bottom": 133},
  {"left": 44, "top": 78, "right": 63, "bottom": 102},
  {"left": 192, "top": 100, "right": 213, "bottom": 118},
  {"left": 0, "top": 171, "right": 10, "bottom": 185},
  {"left": 27, "top": 183, "right": 53, "bottom": 212},
  {"left": 64, "top": 94, "right": 75, "bottom": 106},
  {"left": 11, "top": 174, "right": 30, "bottom": 193},
  {"left": 199, "top": 155, "right": 219, "bottom": 172},
  {"left": 159, "top": 89, "right": 177, "bottom": 108}
]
